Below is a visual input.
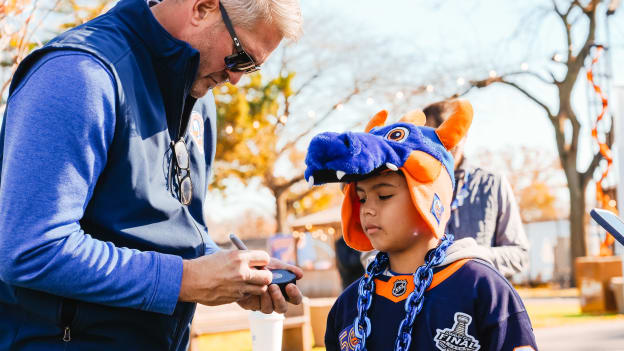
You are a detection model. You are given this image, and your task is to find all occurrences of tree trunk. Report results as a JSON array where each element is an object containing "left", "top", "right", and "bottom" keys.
[
  {"left": 275, "top": 191, "right": 289, "bottom": 234},
  {"left": 568, "top": 185, "right": 587, "bottom": 287},
  {"left": 563, "top": 159, "right": 588, "bottom": 287}
]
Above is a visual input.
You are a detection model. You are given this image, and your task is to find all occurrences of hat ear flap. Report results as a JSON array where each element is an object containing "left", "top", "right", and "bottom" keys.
[
  {"left": 365, "top": 110, "right": 388, "bottom": 133},
  {"left": 399, "top": 110, "right": 426, "bottom": 126},
  {"left": 434, "top": 99, "right": 473, "bottom": 150},
  {"left": 403, "top": 150, "right": 441, "bottom": 183}
]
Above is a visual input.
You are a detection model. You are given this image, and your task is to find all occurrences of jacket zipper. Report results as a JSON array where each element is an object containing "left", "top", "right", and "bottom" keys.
[
  {"left": 171, "top": 85, "right": 202, "bottom": 348},
  {"left": 63, "top": 326, "right": 71, "bottom": 342},
  {"left": 60, "top": 298, "right": 78, "bottom": 343}
]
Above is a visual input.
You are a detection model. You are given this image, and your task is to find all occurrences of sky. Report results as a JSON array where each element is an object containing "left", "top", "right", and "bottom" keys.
[{"left": 205, "top": 0, "right": 624, "bottom": 223}]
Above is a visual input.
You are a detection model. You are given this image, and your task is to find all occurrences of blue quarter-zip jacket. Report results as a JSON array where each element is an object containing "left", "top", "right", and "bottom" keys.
[{"left": 0, "top": 0, "right": 219, "bottom": 349}]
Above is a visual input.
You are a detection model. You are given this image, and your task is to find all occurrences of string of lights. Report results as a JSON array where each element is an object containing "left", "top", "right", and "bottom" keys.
[{"left": 587, "top": 45, "right": 617, "bottom": 256}]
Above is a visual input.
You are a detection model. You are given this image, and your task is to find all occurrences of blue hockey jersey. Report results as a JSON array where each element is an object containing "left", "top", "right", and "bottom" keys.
[{"left": 325, "top": 245, "right": 537, "bottom": 351}]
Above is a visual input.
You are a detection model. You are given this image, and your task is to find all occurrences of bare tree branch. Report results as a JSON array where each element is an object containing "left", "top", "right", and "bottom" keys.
[
  {"left": 460, "top": 75, "right": 556, "bottom": 124},
  {"left": 582, "top": 151, "right": 603, "bottom": 186},
  {"left": 569, "top": 0, "right": 584, "bottom": 15},
  {"left": 273, "top": 173, "right": 306, "bottom": 195},
  {"left": 607, "top": 114, "right": 616, "bottom": 148},
  {"left": 558, "top": 0, "right": 599, "bottom": 160},
  {"left": 581, "top": 109, "right": 617, "bottom": 185},
  {"left": 0, "top": 0, "right": 42, "bottom": 99},
  {"left": 286, "top": 186, "right": 319, "bottom": 206},
  {"left": 505, "top": 70, "right": 557, "bottom": 85},
  {"left": 293, "top": 72, "right": 321, "bottom": 97},
  {"left": 570, "top": 110, "right": 582, "bottom": 157},
  {"left": 565, "top": 0, "right": 598, "bottom": 90},
  {"left": 498, "top": 79, "right": 557, "bottom": 122},
  {"left": 277, "top": 84, "right": 363, "bottom": 154},
  {"left": 549, "top": 70, "right": 559, "bottom": 84},
  {"left": 0, "top": 0, "right": 70, "bottom": 100},
  {"left": 553, "top": 0, "right": 583, "bottom": 65},
  {"left": 552, "top": 0, "right": 563, "bottom": 16}
]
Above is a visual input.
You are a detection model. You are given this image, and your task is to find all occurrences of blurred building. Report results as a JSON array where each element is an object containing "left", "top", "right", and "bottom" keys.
[{"left": 289, "top": 206, "right": 343, "bottom": 297}]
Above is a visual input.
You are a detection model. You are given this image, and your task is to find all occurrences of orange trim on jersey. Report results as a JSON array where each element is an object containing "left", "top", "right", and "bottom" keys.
[
  {"left": 427, "top": 258, "right": 470, "bottom": 291},
  {"left": 375, "top": 275, "right": 415, "bottom": 303},
  {"left": 375, "top": 258, "right": 471, "bottom": 302}
]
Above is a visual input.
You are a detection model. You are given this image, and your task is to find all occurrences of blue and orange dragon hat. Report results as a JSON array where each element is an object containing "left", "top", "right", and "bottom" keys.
[{"left": 304, "top": 99, "right": 473, "bottom": 251}]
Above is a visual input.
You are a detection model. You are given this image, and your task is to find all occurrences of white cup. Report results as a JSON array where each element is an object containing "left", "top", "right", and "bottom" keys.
[{"left": 248, "top": 311, "right": 285, "bottom": 351}]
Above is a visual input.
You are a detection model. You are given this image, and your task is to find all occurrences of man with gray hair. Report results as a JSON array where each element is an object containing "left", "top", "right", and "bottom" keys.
[{"left": 0, "top": 0, "right": 303, "bottom": 349}]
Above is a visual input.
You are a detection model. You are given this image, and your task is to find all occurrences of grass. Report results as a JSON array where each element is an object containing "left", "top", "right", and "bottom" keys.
[
  {"left": 520, "top": 289, "right": 624, "bottom": 328},
  {"left": 514, "top": 285, "right": 624, "bottom": 328},
  {"left": 194, "top": 331, "right": 252, "bottom": 351},
  {"left": 515, "top": 286, "right": 579, "bottom": 298},
  {"left": 524, "top": 299, "right": 624, "bottom": 328}
]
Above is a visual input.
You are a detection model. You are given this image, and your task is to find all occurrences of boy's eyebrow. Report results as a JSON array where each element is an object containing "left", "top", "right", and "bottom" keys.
[{"left": 355, "top": 183, "right": 397, "bottom": 192}]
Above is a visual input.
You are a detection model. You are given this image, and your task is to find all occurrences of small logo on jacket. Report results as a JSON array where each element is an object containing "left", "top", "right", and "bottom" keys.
[
  {"left": 431, "top": 193, "right": 444, "bottom": 225},
  {"left": 392, "top": 279, "right": 408, "bottom": 297},
  {"left": 189, "top": 111, "right": 204, "bottom": 154},
  {"left": 339, "top": 324, "right": 362, "bottom": 351},
  {"left": 434, "top": 312, "right": 481, "bottom": 351}
]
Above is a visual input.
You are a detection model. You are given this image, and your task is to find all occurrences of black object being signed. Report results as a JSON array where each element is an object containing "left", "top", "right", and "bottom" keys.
[{"left": 229, "top": 234, "right": 296, "bottom": 301}]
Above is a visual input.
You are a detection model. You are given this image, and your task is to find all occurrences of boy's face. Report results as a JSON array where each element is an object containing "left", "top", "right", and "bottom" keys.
[{"left": 355, "top": 172, "right": 431, "bottom": 254}]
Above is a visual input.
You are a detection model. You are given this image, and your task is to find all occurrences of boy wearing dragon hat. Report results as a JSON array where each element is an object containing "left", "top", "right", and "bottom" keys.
[{"left": 304, "top": 100, "right": 537, "bottom": 351}]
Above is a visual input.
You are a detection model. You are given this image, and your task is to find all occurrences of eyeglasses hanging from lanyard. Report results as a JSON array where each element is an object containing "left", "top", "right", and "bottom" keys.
[
  {"left": 169, "top": 139, "right": 193, "bottom": 206},
  {"left": 168, "top": 93, "right": 197, "bottom": 206}
]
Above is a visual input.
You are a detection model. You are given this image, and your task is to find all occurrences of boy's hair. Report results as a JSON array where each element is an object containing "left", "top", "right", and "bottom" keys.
[
  {"left": 423, "top": 100, "right": 455, "bottom": 128},
  {"left": 304, "top": 100, "right": 473, "bottom": 251}
]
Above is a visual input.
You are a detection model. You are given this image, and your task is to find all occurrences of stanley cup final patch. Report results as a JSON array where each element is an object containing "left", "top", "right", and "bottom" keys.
[
  {"left": 434, "top": 312, "right": 481, "bottom": 351},
  {"left": 189, "top": 111, "right": 204, "bottom": 154}
]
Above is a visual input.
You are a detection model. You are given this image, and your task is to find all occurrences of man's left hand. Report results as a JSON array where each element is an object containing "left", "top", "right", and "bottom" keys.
[{"left": 237, "top": 257, "right": 304, "bottom": 314}]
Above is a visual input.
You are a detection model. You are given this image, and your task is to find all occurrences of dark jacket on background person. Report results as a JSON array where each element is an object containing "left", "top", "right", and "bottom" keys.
[
  {"left": 0, "top": 0, "right": 218, "bottom": 349},
  {"left": 335, "top": 237, "right": 365, "bottom": 289},
  {"left": 447, "top": 159, "right": 529, "bottom": 277}
]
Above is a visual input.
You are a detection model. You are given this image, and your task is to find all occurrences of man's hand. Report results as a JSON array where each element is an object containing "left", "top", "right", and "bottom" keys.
[
  {"left": 237, "top": 257, "right": 304, "bottom": 314},
  {"left": 178, "top": 250, "right": 273, "bottom": 306}
]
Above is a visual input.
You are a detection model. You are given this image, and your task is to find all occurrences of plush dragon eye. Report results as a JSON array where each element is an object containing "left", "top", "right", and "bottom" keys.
[{"left": 385, "top": 127, "right": 410, "bottom": 142}]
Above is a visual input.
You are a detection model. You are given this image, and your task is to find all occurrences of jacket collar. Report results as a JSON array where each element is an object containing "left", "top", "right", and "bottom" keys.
[
  {"left": 114, "top": 0, "right": 200, "bottom": 138},
  {"left": 114, "top": 0, "right": 199, "bottom": 63}
]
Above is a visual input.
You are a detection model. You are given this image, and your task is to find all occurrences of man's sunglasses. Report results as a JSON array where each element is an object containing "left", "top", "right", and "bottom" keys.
[{"left": 219, "top": 3, "right": 260, "bottom": 74}]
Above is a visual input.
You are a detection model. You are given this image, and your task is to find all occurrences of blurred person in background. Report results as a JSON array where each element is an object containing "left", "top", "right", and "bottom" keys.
[{"left": 335, "top": 236, "right": 365, "bottom": 289}]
